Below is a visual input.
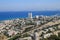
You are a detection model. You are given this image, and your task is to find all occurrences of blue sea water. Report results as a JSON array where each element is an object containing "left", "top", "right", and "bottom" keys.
[{"left": 0, "top": 11, "right": 60, "bottom": 20}]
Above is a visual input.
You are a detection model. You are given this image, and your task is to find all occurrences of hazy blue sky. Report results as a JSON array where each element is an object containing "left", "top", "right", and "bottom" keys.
[{"left": 0, "top": 0, "right": 60, "bottom": 11}]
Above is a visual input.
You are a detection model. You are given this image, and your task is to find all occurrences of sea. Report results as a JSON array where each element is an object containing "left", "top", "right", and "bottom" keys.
[{"left": 0, "top": 11, "right": 60, "bottom": 21}]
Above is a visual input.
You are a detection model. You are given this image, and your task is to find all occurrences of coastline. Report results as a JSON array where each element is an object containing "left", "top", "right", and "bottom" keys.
[{"left": 0, "top": 11, "right": 60, "bottom": 21}]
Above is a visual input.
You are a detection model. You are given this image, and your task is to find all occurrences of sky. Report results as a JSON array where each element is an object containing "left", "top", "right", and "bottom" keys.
[{"left": 0, "top": 0, "right": 60, "bottom": 11}]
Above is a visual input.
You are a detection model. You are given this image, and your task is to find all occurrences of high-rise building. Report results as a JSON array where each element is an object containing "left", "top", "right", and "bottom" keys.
[{"left": 28, "top": 12, "right": 32, "bottom": 19}]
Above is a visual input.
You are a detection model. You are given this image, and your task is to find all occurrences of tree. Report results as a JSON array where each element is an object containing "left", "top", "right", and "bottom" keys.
[
  {"left": 58, "top": 32, "right": 60, "bottom": 37},
  {"left": 48, "top": 35, "right": 60, "bottom": 40}
]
